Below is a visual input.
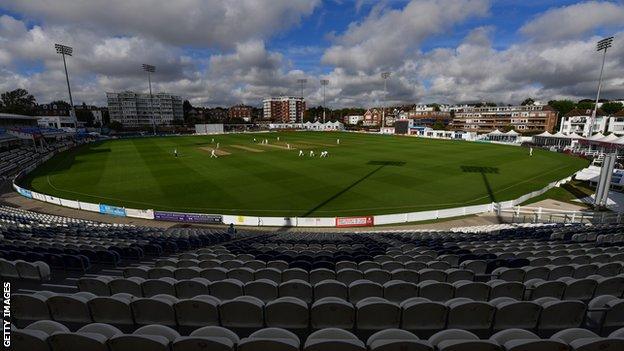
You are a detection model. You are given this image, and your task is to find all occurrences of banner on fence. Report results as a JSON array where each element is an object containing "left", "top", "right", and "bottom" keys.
[
  {"left": 125, "top": 208, "right": 155, "bottom": 220},
  {"left": 60, "top": 199, "right": 80, "bottom": 209},
  {"left": 79, "top": 201, "right": 100, "bottom": 212},
  {"left": 297, "top": 217, "right": 336, "bottom": 227},
  {"left": 222, "top": 215, "right": 260, "bottom": 226},
  {"left": 44, "top": 195, "right": 61, "bottom": 205},
  {"left": 16, "top": 186, "right": 32, "bottom": 199},
  {"left": 32, "top": 191, "right": 46, "bottom": 202},
  {"left": 99, "top": 204, "right": 127, "bottom": 217},
  {"left": 154, "top": 211, "right": 222, "bottom": 224},
  {"left": 336, "top": 216, "right": 374, "bottom": 228}
]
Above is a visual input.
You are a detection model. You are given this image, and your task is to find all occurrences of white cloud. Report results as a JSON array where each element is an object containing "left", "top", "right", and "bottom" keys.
[
  {"left": 520, "top": 1, "right": 624, "bottom": 42},
  {"left": 322, "top": 0, "right": 490, "bottom": 72},
  {"left": 1, "top": 1, "right": 624, "bottom": 109},
  {"left": 1, "top": 0, "right": 320, "bottom": 49}
]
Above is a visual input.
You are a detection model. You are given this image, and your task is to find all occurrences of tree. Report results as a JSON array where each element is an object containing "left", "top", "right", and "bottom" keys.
[
  {"left": 431, "top": 103, "right": 441, "bottom": 112},
  {"left": 182, "top": 100, "right": 193, "bottom": 121},
  {"left": 521, "top": 98, "right": 535, "bottom": 106},
  {"left": 109, "top": 121, "right": 123, "bottom": 131},
  {"left": 432, "top": 121, "right": 445, "bottom": 130},
  {"left": 576, "top": 101, "right": 595, "bottom": 110},
  {"left": 0, "top": 88, "right": 36, "bottom": 115},
  {"left": 548, "top": 100, "right": 576, "bottom": 117},
  {"left": 49, "top": 100, "right": 71, "bottom": 109},
  {"left": 601, "top": 102, "right": 624, "bottom": 115}
]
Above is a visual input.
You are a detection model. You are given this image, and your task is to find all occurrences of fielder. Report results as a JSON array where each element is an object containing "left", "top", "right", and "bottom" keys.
[
  {"left": 309, "top": 150, "right": 315, "bottom": 157},
  {"left": 216, "top": 142, "right": 220, "bottom": 149},
  {"left": 253, "top": 138, "right": 257, "bottom": 143},
  {"left": 298, "top": 150, "right": 304, "bottom": 157},
  {"left": 320, "top": 150, "right": 328, "bottom": 158},
  {"left": 211, "top": 138, "right": 215, "bottom": 143},
  {"left": 174, "top": 149, "right": 178, "bottom": 157},
  {"left": 287, "top": 143, "right": 291, "bottom": 149},
  {"left": 529, "top": 147, "right": 533, "bottom": 157},
  {"left": 337, "top": 139, "right": 340, "bottom": 145},
  {"left": 210, "top": 149, "right": 218, "bottom": 158}
]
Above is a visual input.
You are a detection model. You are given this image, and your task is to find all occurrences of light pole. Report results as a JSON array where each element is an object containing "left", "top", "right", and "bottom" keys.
[
  {"left": 381, "top": 71, "right": 391, "bottom": 129},
  {"left": 588, "top": 36, "right": 614, "bottom": 137},
  {"left": 142, "top": 64, "right": 156, "bottom": 135},
  {"left": 54, "top": 43, "right": 75, "bottom": 125},
  {"left": 297, "top": 78, "right": 307, "bottom": 124},
  {"left": 320, "top": 79, "right": 329, "bottom": 123}
]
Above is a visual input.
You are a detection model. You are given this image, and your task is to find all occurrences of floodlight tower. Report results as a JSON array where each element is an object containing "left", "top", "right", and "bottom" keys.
[
  {"left": 54, "top": 43, "right": 76, "bottom": 124},
  {"left": 297, "top": 78, "right": 307, "bottom": 124},
  {"left": 320, "top": 79, "right": 329, "bottom": 123},
  {"left": 381, "top": 71, "right": 391, "bottom": 129},
  {"left": 142, "top": 64, "right": 156, "bottom": 135},
  {"left": 588, "top": 36, "right": 614, "bottom": 137}
]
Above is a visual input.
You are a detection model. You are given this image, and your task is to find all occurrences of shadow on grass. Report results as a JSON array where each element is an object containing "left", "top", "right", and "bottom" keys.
[
  {"left": 300, "top": 160, "right": 406, "bottom": 217},
  {"left": 461, "top": 165, "right": 502, "bottom": 222}
]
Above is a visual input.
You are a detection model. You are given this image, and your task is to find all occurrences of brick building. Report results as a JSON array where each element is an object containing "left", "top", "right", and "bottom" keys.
[
  {"left": 452, "top": 105, "right": 558, "bottom": 133},
  {"left": 228, "top": 105, "right": 253, "bottom": 122},
  {"left": 262, "top": 97, "right": 306, "bottom": 123}
]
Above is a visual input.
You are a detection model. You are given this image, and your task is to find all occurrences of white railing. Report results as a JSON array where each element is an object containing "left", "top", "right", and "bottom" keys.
[{"left": 500, "top": 205, "right": 621, "bottom": 224}]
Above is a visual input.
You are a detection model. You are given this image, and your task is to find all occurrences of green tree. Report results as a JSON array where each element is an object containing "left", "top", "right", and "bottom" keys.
[
  {"left": 432, "top": 121, "right": 446, "bottom": 130},
  {"left": 109, "top": 121, "right": 123, "bottom": 131},
  {"left": 601, "top": 102, "right": 624, "bottom": 115},
  {"left": 0, "top": 88, "right": 37, "bottom": 115},
  {"left": 548, "top": 100, "right": 576, "bottom": 117},
  {"left": 576, "top": 101, "right": 595, "bottom": 110},
  {"left": 75, "top": 103, "right": 94, "bottom": 126},
  {"left": 182, "top": 100, "right": 193, "bottom": 121}
]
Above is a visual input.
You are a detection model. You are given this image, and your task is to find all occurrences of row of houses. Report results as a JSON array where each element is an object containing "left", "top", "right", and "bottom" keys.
[
  {"left": 347, "top": 104, "right": 558, "bottom": 133},
  {"left": 559, "top": 108, "right": 624, "bottom": 136}
]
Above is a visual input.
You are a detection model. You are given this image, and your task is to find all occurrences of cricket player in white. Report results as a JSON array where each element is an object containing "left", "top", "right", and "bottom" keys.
[
  {"left": 287, "top": 144, "right": 291, "bottom": 149},
  {"left": 210, "top": 149, "right": 218, "bottom": 158},
  {"left": 298, "top": 150, "right": 304, "bottom": 157},
  {"left": 309, "top": 150, "right": 315, "bottom": 157},
  {"left": 216, "top": 142, "right": 220, "bottom": 149},
  {"left": 529, "top": 147, "right": 533, "bottom": 157},
  {"left": 174, "top": 149, "right": 178, "bottom": 157},
  {"left": 320, "top": 151, "right": 328, "bottom": 157},
  {"left": 337, "top": 139, "right": 340, "bottom": 145}
]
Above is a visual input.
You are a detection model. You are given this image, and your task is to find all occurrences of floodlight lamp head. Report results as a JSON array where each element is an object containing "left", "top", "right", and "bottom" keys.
[
  {"left": 55, "top": 43, "right": 73, "bottom": 56},
  {"left": 142, "top": 64, "right": 156, "bottom": 73},
  {"left": 597, "top": 36, "right": 614, "bottom": 51}
]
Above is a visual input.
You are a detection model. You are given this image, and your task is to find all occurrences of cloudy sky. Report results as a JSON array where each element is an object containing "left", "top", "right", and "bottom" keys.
[{"left": 1, "top": 0, "right": 623, "bottom": 108}]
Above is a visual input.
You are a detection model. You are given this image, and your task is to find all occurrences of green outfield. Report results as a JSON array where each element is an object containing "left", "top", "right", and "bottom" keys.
[{"left": 20, "top": 132, "right": 588, "bottom": 217}]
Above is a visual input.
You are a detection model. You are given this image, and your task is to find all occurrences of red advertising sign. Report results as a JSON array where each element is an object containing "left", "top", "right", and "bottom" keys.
[{"left": 335, "top": 216, "right": 374, "bottom": 228}]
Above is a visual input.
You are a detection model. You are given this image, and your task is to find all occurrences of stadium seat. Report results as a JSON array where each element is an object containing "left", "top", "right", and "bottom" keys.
[
  {"left": 311, "top": 297, "right": 355, "bottom": 329},
  {"left": 304, "top": 328, "right": 366, "bottom": 351},
  {"left": 367, "top": 329, "right": 433, "bottom": 351},
  {"left": 238, "top": 328, "right": 300, "bottom": 351},
  {"left": 265, "top": 297, "right": 309, "bottom": 330},
  {"left": 174, "top": 295, "right": 220, "bottom": 329},
  {"left": 172, "top": 326, "right": 239, "bottom": 351}
]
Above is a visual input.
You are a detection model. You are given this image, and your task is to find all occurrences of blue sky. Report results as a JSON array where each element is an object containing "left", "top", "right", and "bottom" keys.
[{"left": 0, "top": 1, "right": 623, "bottom": 106}]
